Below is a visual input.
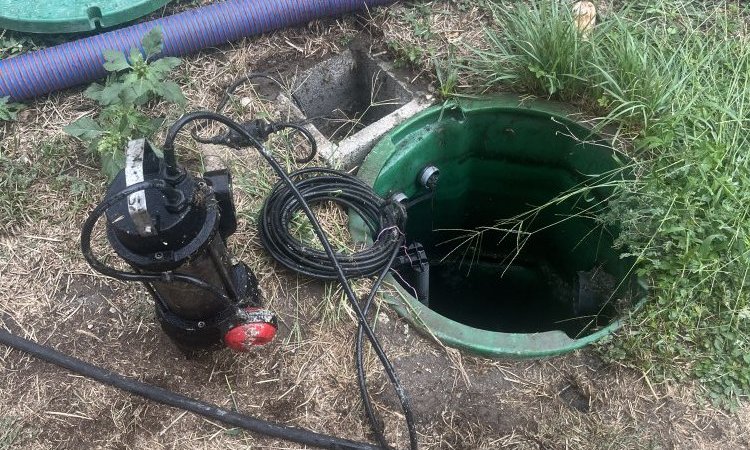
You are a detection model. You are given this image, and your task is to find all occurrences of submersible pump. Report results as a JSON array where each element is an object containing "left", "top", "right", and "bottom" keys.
[{"left": 80, "top": 138, "right": 277, "bottom": 351}]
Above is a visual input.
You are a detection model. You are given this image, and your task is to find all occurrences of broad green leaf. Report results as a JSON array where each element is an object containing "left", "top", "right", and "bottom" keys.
[
  {"left": 133, "top": 80, "right": 151, "bottom": 99},
  {"left": 141, "top": 27, "right": 164, "bottom": 57},
  {"left": 129, "top": 48, "right": 145, "bottom": 67},
  {"left": 159, "top": 81, "right": 186, "bottom": 105},
  {"left": 102, "top": 50, "right": 130, "bottom": 72},
  {"left": 63, "top": 117, "right": 104, "bottom": 140},
  {"left": 98, "top": 83, "right": 126, "bottom": 105},
  {"left": 148, "top": 57, "right": 181, "bottom": 76},
  {"left": 121, "top": 72, "right": 140, "bottom": 86},
  {"left": 101, "top": 151, "right": 126, "bottom": 181},
  {"left": 84, "top": 83, "right": 104, "bottom": 101},
  {"left": 130, "top": 81, "right": 152, "bottom": 106}
]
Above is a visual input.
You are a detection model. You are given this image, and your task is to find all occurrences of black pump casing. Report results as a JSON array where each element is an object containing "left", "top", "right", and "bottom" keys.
[{"left": 104, "top": 141, "right": 258, "bottom": 348}]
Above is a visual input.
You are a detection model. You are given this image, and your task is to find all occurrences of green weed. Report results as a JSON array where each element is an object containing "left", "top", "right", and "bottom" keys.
[
  {"left": 434, "top": 58, "right": 460, "bottom": 99},
  {"left": 64, "top": 27, "right": 185, "bottom": 180},
  {"left": 0, "top": 97, "right": 22, "bottom": 122},
  {"left": 0, "top": 32, "right": 37, "bottom": 59},
  {"left": 386, "top": 40, "right": 426, "bottom": 68},
  {"left": 0, "top": 137, "right": 92, "bottom": 229},
  {"left": 0, "top": 150, "right": 36, "bottom": 228},
  {"left": 0, "top": 417, "right": 25, "bottom": 449}
]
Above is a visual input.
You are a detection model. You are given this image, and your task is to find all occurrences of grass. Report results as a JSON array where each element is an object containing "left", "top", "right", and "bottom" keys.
[
  {"left": 0, "top": 417, "right": 27, "bottom": 449},
  {"left": 456, "top": 0, "right": 750, "bottom": 407},
  {"left": 0, "top": 137, "right": 94, "bottom": 232},
  {"left": 0, "top": 97, "right": 23, "bottom": 122}
]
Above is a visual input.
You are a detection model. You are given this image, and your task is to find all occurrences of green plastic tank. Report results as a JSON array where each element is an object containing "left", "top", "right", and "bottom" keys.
[
  {"left": 354, "top": 97, "right": 645, "bottom": 358},
  {"left": 0, "top": 0, "right": 171, "bottom": 33}
]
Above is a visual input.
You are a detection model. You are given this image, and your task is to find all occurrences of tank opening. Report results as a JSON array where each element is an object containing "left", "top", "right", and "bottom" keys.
[{"left": 393, "top": 158, "right": 634, "bottom": 340}]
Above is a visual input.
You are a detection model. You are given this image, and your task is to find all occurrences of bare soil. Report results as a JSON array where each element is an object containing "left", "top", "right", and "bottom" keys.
[{"left": 1, "top": 1, "right": 749, "bottom": 449}]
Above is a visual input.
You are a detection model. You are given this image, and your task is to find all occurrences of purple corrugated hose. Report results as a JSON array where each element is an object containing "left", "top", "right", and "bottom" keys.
[{"left": 0, "top": 0, "right": 394, "bottom": 101}]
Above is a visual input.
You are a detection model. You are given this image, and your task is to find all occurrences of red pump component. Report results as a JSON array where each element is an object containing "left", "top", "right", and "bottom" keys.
[{"left": 224, "top": 307, "right": 278, "bottom": 351}]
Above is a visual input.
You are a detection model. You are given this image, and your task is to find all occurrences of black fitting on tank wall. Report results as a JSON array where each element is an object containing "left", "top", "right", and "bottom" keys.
[{"left": 394, "top": 242, "right": 430, "bottom": 307}]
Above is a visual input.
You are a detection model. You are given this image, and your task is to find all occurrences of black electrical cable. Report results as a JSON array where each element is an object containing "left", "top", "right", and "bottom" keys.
[
  {"left": 163, "top": 112, "right": 418, "bottom": 450},
  {"left": 355, "top": 238, "right": 403, "bottom": 450},
  {"left": 0, "top": 329, "right": 381, "bottom": 450},
  {"left": 270, "top": 122, "right": 318, "bottom": 163},
  {"left": 4, "top": 114, "right": 413, "bottom": 448},
  {"left": 258, "top": 167, "right": 403, "bottom": 279},
  {"left": 190, "top": 73, "right": 285, "bottom": 142},
  {"left": 0, "top": 125, "right": 391, "bottom": 450},
  {"left": 255, "top": 134, "right": 408, "bottom": 449},
  {"left": 196, "top": 76, "right": 402, "bottom": 447},
  {"left": 190, "top": 73, "right": 318, "bottom": 164}
]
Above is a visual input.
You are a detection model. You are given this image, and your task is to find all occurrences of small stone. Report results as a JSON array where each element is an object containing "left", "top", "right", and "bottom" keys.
[
  {"left": 87, "top": 323, "right": 93, "bottom": 329},
  {"left": 240, "top": 97, "right": 253, "bottom": 108},
  {"left": 573, "top": 1, "right": 597, "bottom": 39}
]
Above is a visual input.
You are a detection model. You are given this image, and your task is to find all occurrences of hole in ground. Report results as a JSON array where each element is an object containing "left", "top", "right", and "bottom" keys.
[
  {"left": 293, "top": 49, "right": 412, "bottom": 143},
  {"left": 398, "top": 198, "right": 622, "bottom": 338},
  {"left": 386, "top": 119, "right": 637, "bottom": 339}
]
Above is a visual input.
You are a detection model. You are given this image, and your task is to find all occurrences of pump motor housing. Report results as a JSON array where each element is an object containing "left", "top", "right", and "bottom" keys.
[{"left": 103, "top": 139, "right": 276, "bottom": 351}]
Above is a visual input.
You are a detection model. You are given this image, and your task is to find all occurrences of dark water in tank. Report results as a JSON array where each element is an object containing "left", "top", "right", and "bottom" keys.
[
  {"left": 397, "top": 253, "right": 618, "bottom": 338},
  {"left": 426, "top": 259, "right": 614, "bottom": 338},
  {"left": 396, "top": 194, "right": 620, "bottom": 339}
]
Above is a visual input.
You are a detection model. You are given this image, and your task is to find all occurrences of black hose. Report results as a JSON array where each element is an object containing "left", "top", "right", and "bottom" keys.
[
  {"left": 164, "top": 112, "right": 418, "bottom": 450},
  {"left": 0, "top": 330, "right": 380, "bottom": 450}
]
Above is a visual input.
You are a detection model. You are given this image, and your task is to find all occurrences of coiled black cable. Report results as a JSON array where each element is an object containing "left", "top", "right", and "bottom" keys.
[
  {"left": 258, "top": 167, "right": 404, "bottom": 279},
  {"left": 205, "top": 71, "right": 415, "bottom": 447},
  {"left": 258, "top": 167, "right": 406, "bottom": 449}
]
